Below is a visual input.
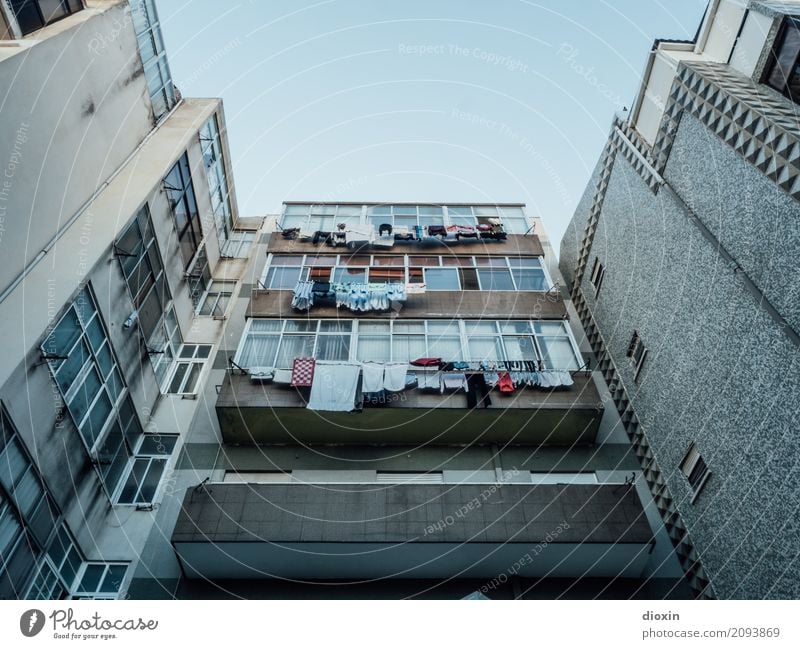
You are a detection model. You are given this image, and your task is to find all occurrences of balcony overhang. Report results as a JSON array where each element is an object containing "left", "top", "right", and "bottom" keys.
[
  {"left": 215, "top": 372, "right": 602, "bottom": 445},
  {"left": 172, "top": 483, "right": 652, "bottom": 580}
]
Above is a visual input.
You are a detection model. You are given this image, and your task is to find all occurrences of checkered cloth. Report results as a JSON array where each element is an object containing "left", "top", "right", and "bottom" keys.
[{"left": 290, "top": 358, "right": 316, "bottom": 387}]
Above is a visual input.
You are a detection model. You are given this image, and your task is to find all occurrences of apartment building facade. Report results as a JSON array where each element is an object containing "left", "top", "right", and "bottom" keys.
[
  {"left": 117, "top": 203, "right": 695, "bottom": 599},
  {"left": 560, "top": 0, "right": 800, "bottom": 598},
  {"left": 0, "top": 0, "right": 255, "bottom": 599}
]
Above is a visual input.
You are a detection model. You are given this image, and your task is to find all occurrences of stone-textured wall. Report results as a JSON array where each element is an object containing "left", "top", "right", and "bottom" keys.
[
  {"left": 559, "top": 154, "right": 605, "bottom": 288},
  {"left": 564, "top": 113, "right": 800, "bottom": 598}
]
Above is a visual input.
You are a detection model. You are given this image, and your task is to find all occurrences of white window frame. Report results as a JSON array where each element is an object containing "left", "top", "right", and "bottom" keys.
[
  {"left": 222, "top": 230, "right": 255, "bottom": 258},
  {"left": 114, "top": 434, "right": 178, "bottom": 506},
  {"left": 234, "top": 318, "right": 582, "bottom": 370},
  {"left": 197, "top": 280, "right": 236, "bottom": 317},
  {"left": 165, "top": 345, "right": 212, "bottom": 395}
]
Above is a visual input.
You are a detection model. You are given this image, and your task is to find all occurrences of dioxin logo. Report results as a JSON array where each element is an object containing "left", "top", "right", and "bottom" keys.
[{"left": 20, "top": 609, "right": 46, "bottom": 637}]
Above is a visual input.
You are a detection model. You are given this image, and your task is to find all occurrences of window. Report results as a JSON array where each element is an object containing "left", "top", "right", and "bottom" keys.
[
  {"left": 200, "top": 114, "right": 235, "bottom": 244},
  {"left": 424, "top": 268, "right": 460, "bottom": 291},
  {"left": 8, "top": 0, "right": 82, "bottom": 36},
  {"left": 445, "top": 205, "right": 530, "bottom": 233},
  {"left": 129, "top": 0, "right": 176, "bottom": 120},
  {"left": 222, "top": 231, "right": 255, "bottom": 258},
  {"left": 117, "top": 434, "right": 177, "bottom": 505},
  {"left": 261, "top": 254, "right": 551, "bottom": 292},
  {"left": 680, "top": 443, "right": 710, "bottom": 501},
  {"left": 367, "top": 205, "right": 444, "bottom": 229},
  {"left": 147, "top": 307, "right": 182, "bottom": 388},
  {"left": 626, "top": 331, "right": 648, "bottom": 380},
  {"left": 235, "top": 319, "right": 580, "bottom": 369},
  {"left": 72, "top": 563, "right": 128, "bottom": 599},
  {"left": 42, "top": 287, "right": 143, "bottom": 495},
  {"left": 765, "top": 17, "right": 800, "bottom": 104},
  {"left": 590, "top": 257, "right": 605, "bottom": 296},
  {"left": 164, "top": 154, "right": 203, "bottom": 269},
  {"left": 187, "top": 245, "right": 211, "bottom": 307},
  {"left": 167, "top": 345, "right": 211, "bottom": 394},
  {"left": 199, "top": 281, "right": 235, "bottom": 317},
  {"left": 116, "top": 205, "right": 171, "bottom": 341}
]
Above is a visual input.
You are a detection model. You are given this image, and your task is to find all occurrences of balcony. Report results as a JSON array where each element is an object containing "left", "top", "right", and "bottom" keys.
[
  {"left": 215, "top": 371, "right": 602, "bottom": 445},
  {"left": 172, "top": 483, "right": 652, "bottom": 580},
  {"left": 248, "top": 288, "right": 566, "bottom": 320}
]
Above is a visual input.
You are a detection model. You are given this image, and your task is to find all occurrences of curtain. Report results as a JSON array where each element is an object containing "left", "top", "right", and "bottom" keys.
[
  {"left": 357, "top": 335, "right": 391, "bottom": 362},
  {"left": 316, "top": 335, "right": 350, "bottom": 361},
  {"left": 276, "top": 335, "right": 315, "bottom": 368},
  {"left": 239, "top": 335, "right": 280, "bottom": 368},
  {"left": 467, "top": 336, "right": 503, "bottom": 362},
  {"left": 392, "top": 335, "right": 426, "bottom": 362}
]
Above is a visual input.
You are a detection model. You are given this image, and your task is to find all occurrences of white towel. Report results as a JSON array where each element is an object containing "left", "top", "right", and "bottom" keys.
[
  {"left": 384, "top": 363, "right": 409, "bottom": 392},
  {"left": 273, "top": 368, "right": 293, "bottom": 384},
  {"left": 361, "top": 363, "right": 384, "bottom": 393},
  {"left": 417, "top": 372, "right": 440, "bottom": 390},
  {"left": 440, "top": 373, "right": 468, "bottom": 393},
  {"left": 307, "top": 362, "right": 361, "bottom": 412},
  {"left": 559, "top": 370, "right": 574, "bottom": 387}
]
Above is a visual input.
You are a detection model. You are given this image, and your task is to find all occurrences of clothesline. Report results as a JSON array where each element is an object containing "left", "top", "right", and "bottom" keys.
[{"left": 291, "top": 280, "right": 410, "bottom": 312}]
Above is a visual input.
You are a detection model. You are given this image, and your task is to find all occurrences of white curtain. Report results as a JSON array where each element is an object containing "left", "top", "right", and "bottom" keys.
[{"left": 239, "top": 335, "right": 279, "bottom": 368}]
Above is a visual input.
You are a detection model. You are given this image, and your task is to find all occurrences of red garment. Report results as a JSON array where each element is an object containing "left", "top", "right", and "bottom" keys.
[
  {"left": 290, "top": 358, "right": 316, "bottom": 387},
  {"left": 497, "top": 372, "right": 515, "bottom": 393},
  {"left": 410, "top": 357, "right": 442, "bottom": 367}
]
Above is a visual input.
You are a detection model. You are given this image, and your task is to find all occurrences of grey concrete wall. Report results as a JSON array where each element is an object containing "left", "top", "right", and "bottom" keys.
[
  {"left": 570, "top": 113, "right": 800, "bottom": 598},
  {"left": 0, "top": 3, "right": 152, "bottom": 293}
]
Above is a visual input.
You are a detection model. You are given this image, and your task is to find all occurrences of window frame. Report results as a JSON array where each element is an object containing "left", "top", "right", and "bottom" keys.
[
  {"left": 626, "top": 330, "right": 648, "bottom": 381},
  {"left": 198, "top": 280, "right": 236, "bottom": 317},
  {"left": 679, "top": 443, "right": 711, "bottom": 502},
  {"left": 234, "top": 318, "right": 582, "bottom": 370},
  {"left": 763, "top": 16, "right": 800, "bottom": 104},
  {"left": 590, "top": 257, "right": 605, "bottom": 296},
  {"left": 8, "top": 0, "right": 83, "bottom": 37},
  {"left": 165, "top": 345, "right": 211, "bottom": 395}
]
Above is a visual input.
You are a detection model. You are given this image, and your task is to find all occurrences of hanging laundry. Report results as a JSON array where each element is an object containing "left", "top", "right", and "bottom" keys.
[
  {"left": 484, "top": 372, "right": 500, "bottom": 387},
  {"left": 405, "top": 282, "right": 427, "bottom": 295},
  {"left": 249, "top": 367, "right": 274, "bottom": 383},
  {"left": 291, "top": 280, "right": 315, "bottom": 311},
  {"left": 306, "top": 362, "right": 361, "bottom": 412},
  {"left": 440, "top": 373, "right": 468, "bottom": 393},
  {"left": 416, "top": 372, "right": 440, "bottom": 391},
  {"left": 497, "top": 372, "right": 515, "bottom": 393},
  {"left": 393, "top": 226, "right": 414, "bottom": 241},
  {"left": 374, "top": 234, "right": 396, "bottom": 249},
  {"left": 290, "top": 357, "right": 316, "bottom": 387},
  {"left": 559, "top": 370, "right": 574, "bottom": 387},
  {"left": 345, "top": 225, "right": 375, "bottom": 247},
  {"left": 384, "top": 363, "right": 410, "bottom": 392},
  {"left": 272, "top": 368, "right": 293, "bottom": 385},
  {"left": 411, "top": 357, "right": 442, "bottom": 367},
  {"left": 466, "top": 373, "right": 492, "bottom": 409},
  {"left": 452, "top": 361, "right": 470, "bottom": 370},
  {"left": 413, "top": 225, "right": 424, "bottom": 240},
  {"left": 298, "top": 228, "right": 314, "bottom": 240},
  {"left": 427, "top": 225, "right": 447, "bottom": 238},
  {"left": 361, "top": 362, "right": 385, "bottom": 393}
]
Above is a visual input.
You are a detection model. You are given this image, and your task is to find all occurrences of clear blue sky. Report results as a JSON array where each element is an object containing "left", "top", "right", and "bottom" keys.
[{"left": 158, "top": 0, "right": 706, "bottom": 249}]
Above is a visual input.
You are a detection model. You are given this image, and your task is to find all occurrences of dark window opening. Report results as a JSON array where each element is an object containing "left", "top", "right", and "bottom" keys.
[
  {"left": 765, "top": 17, "right": 800, "bottom": 103},
  {"left": 9, "top": 0, "right": 82, "bottom": 36}
]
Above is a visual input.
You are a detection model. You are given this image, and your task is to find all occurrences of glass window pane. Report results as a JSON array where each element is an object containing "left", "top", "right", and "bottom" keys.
[
  {"left": 266, "top": 266, "right": 303, "bottom": 289},
  {"left": 508, "top": 257, "right": 541, "bottom": 268},
  {"left": 357, "top": 335, "right": 391, "bottom": 362},
  {"left": 69, "top": 367, "right": 102, "bottom": 428},
  {"left": 138, "top": 435, "right": 177, "bottom": 456},
  {"left": 392, "top": 335, "right": 426, "bottom": 362},
  {"left": 319, "top": 321, "right": 352, "bottom": 332},
  {"left": 332, "top": 267, "right": 367, "bottom": 283},
  {"left": 512, "top": 268, "right": 548, "bottom": 291},
  {"left": 54, "top": 339, "right": 90, "bottom": 392},
  {"left": 467, "top": 336, "right": 504, "bottom": 362},
  {"left": 119, "top": 459, "right": 148, "bottom": 504},
  {"left": 424, "top": 268, "right": 460, "bottom": 291},
  {"left": 464, "top": 321, "right": 497, "bottom": 335},
  {"left": 168, "top": 363, "right": 189, "bottom": 393},
  {"left": 478, "top": 269, "right": 515, "bottom": 290},
  {"left": 283, "top": 320, "right": 317, "bottom": 332},
  {"left": 316, "top": 335, "right": 350, "bottom": 361},
  {"left": 79, "top": 564, "right": 106, "bottom": 593},
  {"left": 139, "top": 459, "right": 167, "bottom": 502},
  {"left": 533, "top": 321, "right": 569, "bottom": 336},
  {"left": 249, "top": 320, "right": 283, "bottom": 332},
  {"left": 538, "top": 337, "right": 579, "bottom": 370},
  {"left": 358, "top": 322, "right": 390, "bottom": 333},
  {"left": 394, "top": 321, "right": 425, "bottom": 333},
  {"left": 99, "top": 565, "right": 127, "bottom": 593},
  {"left": 239, "top": 335, "right": 279, "bottom": 368},
  {"left": 503, "top": 336, "right": 537, "bottom": 361},
  {"left": 276, "top": 336, "right": 315, "bottom": 368},
  {"left": 13, "top": 469, "right": 43, "bottom": 518},
  {"left": 0, "top": 439, "right": 27, "bottom": 492}
]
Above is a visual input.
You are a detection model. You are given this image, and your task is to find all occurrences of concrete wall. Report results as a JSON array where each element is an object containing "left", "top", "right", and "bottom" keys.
[
  {"left": 567, "top": 112, "right": 800, "bottom": 598},
  {"left": 0, "top": 2, "right": 153, "bottom": 294}
]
